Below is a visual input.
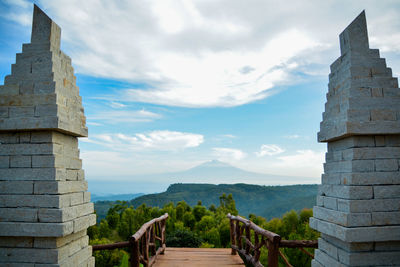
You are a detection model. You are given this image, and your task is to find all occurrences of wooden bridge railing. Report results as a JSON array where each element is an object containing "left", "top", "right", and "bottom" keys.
[
  {"left": 227, "top": 213, "right": 318, "bottom": 267},
  {"left": 93, "top": 213, "right": 168, "bottom": 267}
]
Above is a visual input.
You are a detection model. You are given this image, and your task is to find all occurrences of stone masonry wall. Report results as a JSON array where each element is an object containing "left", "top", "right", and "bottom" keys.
[
  {"left": 310, "top": 11, "right": 400, "bottom": 267},
  {"left": 311, "top": 135, "right": 400, "bottom": 266},
  {"left": 0, "top": 5, "right": 95, "bottom": 266},
  {"left": 0, "top": 133, "right": 95, "bottom": 266}
]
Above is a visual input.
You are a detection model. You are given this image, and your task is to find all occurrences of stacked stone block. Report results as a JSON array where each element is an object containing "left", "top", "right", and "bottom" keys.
[
  {"left": 0, "top": 5, "right": 95, "bottom": 266},
  {"left": 310, "top": 11, "right": 400, "bottom": 266},
  {"left": 0, "top": 4, "right": 87, "bottom": 137}
]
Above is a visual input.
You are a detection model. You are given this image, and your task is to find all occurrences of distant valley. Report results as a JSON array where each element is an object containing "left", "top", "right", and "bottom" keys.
[
  {"left": 94, "top": 183, "right": 317, "bottom": 221},
  {"left": 91, "top": 160, "right": 318, "bottom": 221}
]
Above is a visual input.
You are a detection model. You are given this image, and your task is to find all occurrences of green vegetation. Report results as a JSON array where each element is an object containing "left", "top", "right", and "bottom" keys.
[
  {"left": 89, "top": 193, "right": 319, "bottom": 266},
  {"left": 130, "top": 183, "right": 317, "bottom": 219},
  {"left": 94, "top": 184, "right": 317, "bottom": 222},
  {"left": 90, "top": 238, "right": 128, "bottom": 267},
  {"left": 118, "top": 254, "right": 129, "bottom": 267},
  {"left": 93, "top": 200, "right": 116, "bottom": 222}
]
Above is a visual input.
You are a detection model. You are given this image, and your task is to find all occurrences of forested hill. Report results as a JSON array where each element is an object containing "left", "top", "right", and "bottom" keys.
[{"left": 130, "top": 183, "right": 317, "bottom": 219}]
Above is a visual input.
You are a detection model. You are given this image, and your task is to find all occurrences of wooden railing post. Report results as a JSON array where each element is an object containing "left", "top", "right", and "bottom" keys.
[
  {"left": 129, "top": 236, "right": 140, "bottom": 267},
  {"left": 229, "top": 215, "right": 236, "bottom": 255},
  {"left": 150, "top": 225, "right": 156, "bottom": 256},
  {"left": 235, "top": 221, "right": 241, "bottom": 250},
  {"left": 226, "top": 213, "right": 317, "bottom": 267},
  {"left": 245, "top": 224, "right": 251, "bottom": 255},
  {"left": 93, "top": 213, "right": 169, "bottom": 267},
  {"left": 161, "top": 220, "right": 166, "bottom": 254},
  {"left": 267, "top": 235, "right": 281, "bottom": 267},
  {"left": 143, "top": 231, "right": 149, "bottom": 267},
  {"left": 254, "top": 233, "right": 260, "bottom": 262}
]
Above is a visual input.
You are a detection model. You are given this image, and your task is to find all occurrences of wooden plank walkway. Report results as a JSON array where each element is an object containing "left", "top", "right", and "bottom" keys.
[{"left": 153, "top": 247, "right": 245, "bottom": 267}]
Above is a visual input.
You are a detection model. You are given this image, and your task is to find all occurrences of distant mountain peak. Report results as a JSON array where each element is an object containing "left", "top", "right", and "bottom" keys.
[{"left": 198, "top": 160, "right": 232, "bottom": 168}]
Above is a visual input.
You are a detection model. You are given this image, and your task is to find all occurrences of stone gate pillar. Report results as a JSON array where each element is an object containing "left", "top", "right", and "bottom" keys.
[
  {"left": 0, "top": 5, "right": 96, "bottom": 266},
  {"left": 310, "top": 11, "right": 400, "bottom": 266}
]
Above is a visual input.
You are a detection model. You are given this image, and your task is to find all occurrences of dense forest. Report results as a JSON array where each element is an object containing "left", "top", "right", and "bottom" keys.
[
  {"left": 94, "top": 183, "right": 317, "bottom": 222},
  {"left": 89, "top": 193, "right": 319, "bottom": 266}
]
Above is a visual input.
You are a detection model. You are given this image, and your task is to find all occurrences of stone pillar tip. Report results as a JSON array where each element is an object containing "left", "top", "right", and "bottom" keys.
[
  {"left": 31, "top": 4, "right": 61, "bottom": 49},
  {"left": 339, "top": 10, "right": 369, "bottom": 55}
]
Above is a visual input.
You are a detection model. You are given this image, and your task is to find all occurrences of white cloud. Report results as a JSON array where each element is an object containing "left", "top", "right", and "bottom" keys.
[
  {"left": 275, "top": 149, "right": 324, "bottom": 176},
  {"left": 277, "top": 149, "right": 323, "bottom": 166},
  {"left": 4, "top": 0, "right": 30, "bottom": 9},
  {"left": 119, "top": 29, "right": 319, "bottom": 107},
  {"left": 81, "top": 150, "right": 133, "bottom": 176},
  {"left": 1, "top": 0, "right": 31, "bottom": 26},
  {"left": 4, "top": 1, "right": 399, "bottom": 107},
  {"left": 221, "top": 134, "right": 236, "bottom": 139},
  {"left": 5, "top": 12, "right": 31, "bottom": 26},
  {"left": 86, "top": 122, "right": 103, "bottom": 126},
  {"left": 108, "top": 101, "right": 127, "bottom": 109},
  {"left": 81, "top": 149, "right": 205, "bottom": 178},
  {"left": 213, "top": 147, "right": 246, "bottom": 161},
  {"left": 84, "top": 130, "right": 204, "bottom": 152},
  {"left": 239, "top": 148, "right": 325, "bottom": 178},
  {"left": 27, "top": 0, "right": 324, "bottom": 108},
  {"left": 284, "top": 134, "right": 300, "bottom": 139},
  {"left": 368, "top": 9, "right": 400, "bottom": 53},
  {"left": 88, "top": 109, "right": 161, "bottom": 124},
  {"left": 256, "top": 144, "right": 285, "bottom": 157}
]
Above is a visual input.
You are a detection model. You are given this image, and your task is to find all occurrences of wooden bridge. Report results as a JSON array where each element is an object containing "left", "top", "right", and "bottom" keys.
[
  {"left": 93, "top": 213, "right": 317, "bottom": 267},
  {"left": 153, "top": 247, "right": 244, "bottom": 267}
]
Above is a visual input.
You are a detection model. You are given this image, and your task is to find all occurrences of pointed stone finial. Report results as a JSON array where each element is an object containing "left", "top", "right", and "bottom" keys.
[
  {"left": 339, "top": 10, "right": 369, "bottom": 55},
  {"left": 0, "top": 4, "right": 87, "bottom": 136},
  {"left": 318, "top": 10, "right": 400, "bottom": 142},
  {"left": 31, "top": 4, "right": 61, "bottom": 49}
]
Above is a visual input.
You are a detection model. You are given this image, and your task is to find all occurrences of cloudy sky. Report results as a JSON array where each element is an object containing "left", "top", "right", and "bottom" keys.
[{"left": 1, "top": 0, "right": 400, "bottom": 188}]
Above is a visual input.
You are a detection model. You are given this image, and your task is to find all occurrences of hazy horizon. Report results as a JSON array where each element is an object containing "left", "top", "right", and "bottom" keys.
[{"left": 88, "top": 159, "right": 319, "bottom": 195}]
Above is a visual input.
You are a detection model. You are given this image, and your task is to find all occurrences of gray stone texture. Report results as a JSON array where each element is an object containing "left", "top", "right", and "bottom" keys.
[
  {"left": 0, "top": 5, "right": 87, "bottom": 137},
  {"left": 0, "top": 5, "right": 94, "bottom": 266},
  {"left": 311, "top": 11, "right": 400, "bottom": 266},
  {"left": 318, "top": 12, "right": 400, "bottom": 143}
]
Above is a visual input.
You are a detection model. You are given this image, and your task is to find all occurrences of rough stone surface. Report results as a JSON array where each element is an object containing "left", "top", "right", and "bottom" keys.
[
  {"left": 0, "top": 5, "right": 95, "bottom": 266},
  {"left": 0, "top": 5, "right": 87, "bottom": 137},
  {"left": 34, "top": 230, "right": 87, "bottom": 248},
  {"left": 318, "top": 12, "right": 400, "bottom": 143},
  {"left": 315, "top": 235, "right": 400, "bottom": 266},
  {"left": 311, "top": 11, "right": 400, "bottom": 266}
]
